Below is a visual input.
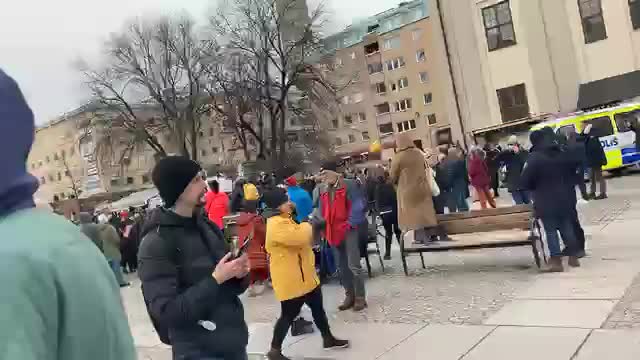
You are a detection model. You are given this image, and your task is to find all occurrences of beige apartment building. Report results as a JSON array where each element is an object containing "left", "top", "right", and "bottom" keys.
[
  {"left": 322, "top": 0, "right": 465, "bottom": 159},
  {"left": 434, "top": 0, "right": 640, "bottom": 142}
]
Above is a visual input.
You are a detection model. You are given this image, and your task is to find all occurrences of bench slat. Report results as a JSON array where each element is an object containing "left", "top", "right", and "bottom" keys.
[
  {"left": 439, "top": 212, "right": 531, "bottom": 235},
  {"left": 436, "top": 204, "right": 533, "bottom": 222}
]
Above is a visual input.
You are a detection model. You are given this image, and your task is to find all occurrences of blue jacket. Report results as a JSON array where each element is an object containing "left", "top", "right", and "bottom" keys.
[
  {"left": 287, "top": 186, "right": 313, "bottom": 223},
  {"left": 344, "top": 179, "right": 367, "bottom": 226}
]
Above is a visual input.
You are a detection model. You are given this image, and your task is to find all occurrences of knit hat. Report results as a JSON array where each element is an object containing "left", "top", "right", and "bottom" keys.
[
  {"left": 151, "top": 156, "right": 202, "bottom": 208},
  {"left": 285, "top": 176, "right": 297, "bottom": 186},
  {"left": 507, "top": 135, "right": 518, "bottom": 145},
  {"left": 262, "top": 189, "right": 289, "bottom": 209}
]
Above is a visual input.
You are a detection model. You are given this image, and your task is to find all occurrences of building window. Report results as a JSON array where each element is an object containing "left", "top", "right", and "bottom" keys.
[
  {"left": 419, "top": 72, "right": 429, "bottom": 83},
  {"left": 390, "top": 82, "right": 398, "bottom": 92},
  {"left": 398, "top": 77, "right": 409, "bottom": 90},
  {"left": 416, "top": 49, "right": 426, "bottom": 62},
  {"left": 126, "top": 177, "right": 134, "bottom": 185},
  {"left": 393, "top": 98, "right": 412, "bottom": 112},
  {"left": 375, "top": 82, "right": 387, "bottom": 94},
  {"left": 48, "top": 174, "right": 54, "bottom": 182},
  {"left": 411, "top": 28, "right": 423, "bottom": 40},
  {"left": 344, "top": 114, "right": 353, "bottom": 124},
  {"left": 46, "top": 156, "right": 50, "bottom": 163},
  {"left": 61, "top": 150, "right": 66, "bottom": 159},
  {"left": 335, "top": 137, "right": 343, "bottom": 146},
  {"left": 397, "top": 120, "right": 417, "bottom": 133},
  {"left": 352, "top": 93, "right": 363, "bottom": 103},
  {"left": 350, "top": 52, "right": 356, "bottom": 59},
  {"left": 342, "top": 95, "right": 350, "bottom": 105},
  {"left": 212, "top": 147, "right": 219, "bottom": 153},
  {"left": 201, "top": 149, "right": 207, "bottom": 157},
  {"left": 209, "top": 128, "right": 214, "bottom": 137},
  {"left": 64, "top": 170, "right": 71, "bottom": 177},
  {"left": 383, "top": 36, "right": 400, "bottom": 50},
  {"left": 348, "top": 134, "right": 356, "bottom": 143},
  {"left": 385, "top": 57, "right": 405, "bottom": 71},
  {"left": 362, "top": 131, "right": 370, "bottom": 140},
  {"left": 334, "top": 57, "right": 343, "bottom": 67},
  {"left": 423, "top": 93, "right": 433, "bottom": 105},
  {"left": 364, "top": 42, "right": 380, "bottom": 55},
  {"left": 38, "top": 160, "right": 43, "bottom": 167},
  {"left": 199, "top": 131, "right": 205, "bottom": 138},
  {"left": 40, "top": 177, "right": 46, "bottom": 185},
  {"left": 427, "top": 113, "right": 437, "bottom": 125},
  {"left": 331, "top": 118, "right": 339, "bottom": 128},
  {"left": 368, "top": 62, "right": 383, "bottom": 74},
  {"left": 142, "top": 175, "right": 150, "bottom": 183},
  {"left": 482, "top": 1, "right": 517, "bottom": 51},
  {"left": 249, "top": 137, "right": 256, "bottom": 146},
  {"left": 496, "top": 83, "right": 530, "bottom": 122},
  {"left": 358, "top": 112, "right": 367, "bottom": 122},
  {"left": 53, "top": 153, "right": 59, "bottom": 161},
  {"left": 375, "top": 103, "right": 391, "bottom": 116},
  {"left": 379, "top": 123, "right": 394, "bottom": 135},
  {"left": 579, "top": 0, "right": 607, "bottom": 43},
  {"left": 630, "top": 0, "right": 640, "bottom": 29}
]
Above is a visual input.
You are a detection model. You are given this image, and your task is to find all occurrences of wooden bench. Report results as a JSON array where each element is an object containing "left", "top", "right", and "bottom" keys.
[{"left": 399, "top": 204, "right": 546, "bottom": 276}]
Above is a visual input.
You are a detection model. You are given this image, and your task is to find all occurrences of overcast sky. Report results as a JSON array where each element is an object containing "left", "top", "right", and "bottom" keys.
[{"left": 0, "top": 0, "right": 403, "bottom": 124}]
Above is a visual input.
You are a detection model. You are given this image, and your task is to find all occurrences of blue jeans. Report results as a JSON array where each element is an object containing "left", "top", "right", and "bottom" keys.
[
  {"left": 540, "top": 216, "right": 577, "bottom": 257},
  {"left": 107, "top": 259, "right": 126, "bottom": 285},
  {"left": 511, "top": 190, "right": 531, "bottom": 205},
  {"left": 448, "top": 182, "right": 469, "bottom": 212}
]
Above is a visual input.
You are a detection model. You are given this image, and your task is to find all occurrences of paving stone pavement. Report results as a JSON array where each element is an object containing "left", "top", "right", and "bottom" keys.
[{"left": 130, "top": 172, "right": 640, "bottom": 359}]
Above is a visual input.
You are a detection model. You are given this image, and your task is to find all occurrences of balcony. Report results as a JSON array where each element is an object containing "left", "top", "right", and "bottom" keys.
[{"left": 364, "top": 42, "right": 380, "bottom": 57}]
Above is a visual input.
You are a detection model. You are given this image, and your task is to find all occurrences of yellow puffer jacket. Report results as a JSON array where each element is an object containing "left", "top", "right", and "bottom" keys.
[{"left": 265, "top": 214, "right": 319, "bottom": 301}]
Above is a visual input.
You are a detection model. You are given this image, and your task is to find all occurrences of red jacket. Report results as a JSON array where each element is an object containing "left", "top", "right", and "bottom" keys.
[
  {"left": 236, "top": 212, "right": 268, "bottom": 273},
  {"left": 320, "top": 187, "right": 351, "bottom": 246},
  {"left": 205, "top": 191, "right": 229, "bottom": 229},
  {"left": 468, "top": 156, "right": 491, "bottom": 188}
]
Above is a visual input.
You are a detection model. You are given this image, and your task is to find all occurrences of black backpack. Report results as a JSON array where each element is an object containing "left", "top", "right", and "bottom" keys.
[{"left": 141, "top": 226, "right": 179, "bottom": 345}]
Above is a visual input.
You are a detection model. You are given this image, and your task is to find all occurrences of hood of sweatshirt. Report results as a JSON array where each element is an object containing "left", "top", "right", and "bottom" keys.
[{"left": 0, "top": 69, "right": 39, "bottom": 218}]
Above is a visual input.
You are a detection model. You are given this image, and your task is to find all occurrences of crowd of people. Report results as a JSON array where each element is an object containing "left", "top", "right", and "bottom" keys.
[{"left": 0, "top": 67, "right": 618, "bottom": 360}]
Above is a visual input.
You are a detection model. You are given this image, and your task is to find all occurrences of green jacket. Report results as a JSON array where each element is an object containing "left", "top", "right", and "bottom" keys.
[
  {"left": 0, "top": 209, "right": 136, "bottom": 360},
  {"left": 99, "top": 224, "right": 121, "bottom": 261}
]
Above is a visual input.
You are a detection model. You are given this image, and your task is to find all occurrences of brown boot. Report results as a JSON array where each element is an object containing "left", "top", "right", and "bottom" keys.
[
  {"left": 353, "top": 297, "right": 368, "bottom": 311},
  {"left": 568, "top": 256, "right": 581, "bottom": 268},
  {"left": 542, "top": 256, "right": 564, "bottom": 273},
  {"left": 338, "top": 294, "right": 355, "bottom": 311}
]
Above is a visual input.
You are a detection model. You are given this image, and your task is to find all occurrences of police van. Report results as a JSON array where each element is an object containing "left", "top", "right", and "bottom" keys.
[{"left": 530, "top": 102, "right": 640, "bottom": 173}]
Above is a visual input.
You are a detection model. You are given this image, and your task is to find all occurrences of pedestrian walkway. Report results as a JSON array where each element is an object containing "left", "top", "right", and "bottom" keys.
[{"left": 132, "top": 175, "right": 640, "bottom": 359}]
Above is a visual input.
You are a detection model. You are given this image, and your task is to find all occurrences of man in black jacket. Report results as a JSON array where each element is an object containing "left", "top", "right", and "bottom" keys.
[
  {"left": 138, "top": 156, "right": 250, "bottom": 360},
  {"left": 582, "top": 124, "right": 608, "bottom": 200},
  {"left": 522, "top": 130, "right": 581, "bottom": 272},
  {"left": 496, "top": 136, "right": 530, "bottom": 205}
]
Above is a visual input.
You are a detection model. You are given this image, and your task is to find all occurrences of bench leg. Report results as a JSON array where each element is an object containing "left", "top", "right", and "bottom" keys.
[
  {"left": 365, "top": 254, "right": 372, "bottom": 278},
  {"left": 419, "top": 252, "right": 426, "bottom": 269},
  {"left": 399, "top": 231, "right": 409, "bottom": 276}
]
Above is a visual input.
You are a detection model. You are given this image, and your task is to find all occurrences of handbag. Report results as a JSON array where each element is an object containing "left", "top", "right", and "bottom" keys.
[{"left": 424, "top": 158, "right": 440, "bottom": 197}]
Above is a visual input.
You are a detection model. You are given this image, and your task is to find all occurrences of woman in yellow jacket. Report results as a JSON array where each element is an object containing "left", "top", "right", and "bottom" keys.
[{"left": 262, "top": 189, "right": 349, "bottom": 360}]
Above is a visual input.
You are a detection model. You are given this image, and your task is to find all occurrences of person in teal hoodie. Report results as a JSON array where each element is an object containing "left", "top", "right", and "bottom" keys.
[{"left": 0, "top": 69, "right": 136, "bottom": 360}]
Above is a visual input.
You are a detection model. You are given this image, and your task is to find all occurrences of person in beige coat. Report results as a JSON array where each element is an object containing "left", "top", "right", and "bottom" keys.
[{"left": 390, "top": 133, "right": 439, "bottom": 244}]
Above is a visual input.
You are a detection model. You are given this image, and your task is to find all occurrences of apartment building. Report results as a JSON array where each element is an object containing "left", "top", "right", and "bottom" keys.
[
  {"left": 322, "top": 0, "right": 464, "bottom": 159},
  {"left": 435, "top": 0, "right": 640, "bottom": 141}
]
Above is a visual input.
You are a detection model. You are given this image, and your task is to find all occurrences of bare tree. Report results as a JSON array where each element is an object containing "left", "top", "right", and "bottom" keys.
[
  {"left": 79, "top": 14, "right": 217, "bottom": 162},
  {"left": 210, "top": 0, "right": 340, "bottom": 167},
  {"left": 60, "top": 157, "right": 82, "bottom": 199}
]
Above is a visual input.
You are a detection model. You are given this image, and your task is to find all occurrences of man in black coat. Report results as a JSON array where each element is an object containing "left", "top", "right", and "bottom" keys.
[
  {"left": 138, "top": 156, "right": 250, "bottom": 360},
  {"left": 522, "top": 130, "right": 581, "bottom": 272},
  {"left": 582, "top": 124, "right": 608, "bottom": 199},
  {"left": 496, "top": 136, "right": 530, "bottom": 205}
]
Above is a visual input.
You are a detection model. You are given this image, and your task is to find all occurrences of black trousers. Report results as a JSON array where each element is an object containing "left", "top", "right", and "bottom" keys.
[
  {"left": 271, "top": 286, "right": 332, "bottom": 350},
  {"left": 381, "top": 211, "right": 402, "bottom": 255},
  {"left": 571, "top": 208, "right": 586, "bottom": 252}
]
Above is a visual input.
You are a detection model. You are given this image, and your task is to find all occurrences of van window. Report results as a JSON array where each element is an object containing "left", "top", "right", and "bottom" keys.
[
  {"left": 557, "top": 124, "right": 576, "bottom": 138},
  {"left": 614, "top": 109, "right": 640, "bottom": 132},
  {"left": 582, "top": 116, "right": 613, "bottom": 137}
]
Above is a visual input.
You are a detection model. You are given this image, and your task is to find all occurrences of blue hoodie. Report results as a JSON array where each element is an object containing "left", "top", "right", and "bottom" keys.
[
  {"left": 0, "top": 70, "right": 136, "bottom": 360},
  {"left": 0, "top": 69, "right": 39, "bottom": 217},
  {"left": 287, "top": 185, "right": 313, "bottom": 223}
]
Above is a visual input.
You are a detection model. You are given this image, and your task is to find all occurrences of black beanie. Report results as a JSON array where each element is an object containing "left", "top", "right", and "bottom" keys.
[
  {"left": 151, "top": 156, "right": 202, "bottom": 208},
  {"left": 262, "top": 189, "right": 289, "bottom": 209}
]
